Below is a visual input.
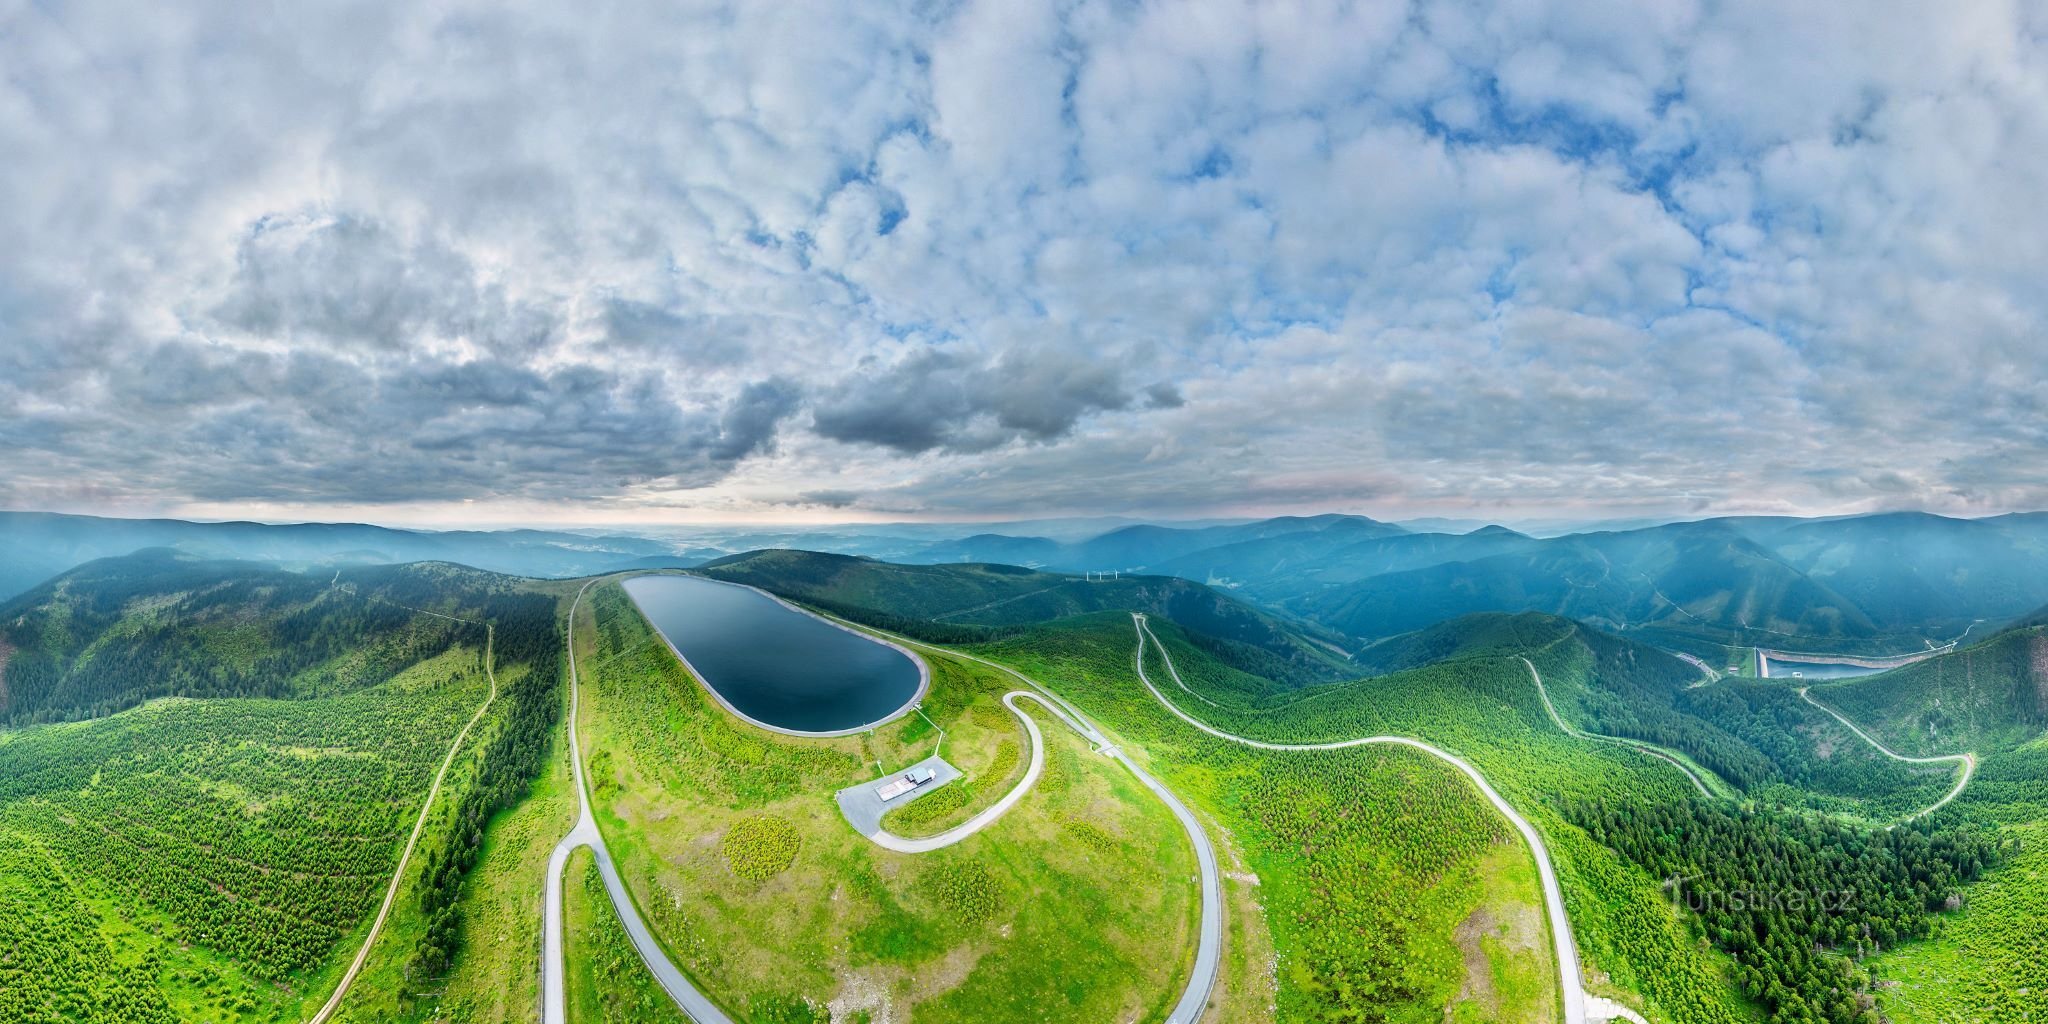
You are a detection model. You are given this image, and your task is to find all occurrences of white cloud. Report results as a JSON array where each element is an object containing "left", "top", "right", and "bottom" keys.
[{"left": 1, "top": 0, "right": 2046, "bottom": 523}]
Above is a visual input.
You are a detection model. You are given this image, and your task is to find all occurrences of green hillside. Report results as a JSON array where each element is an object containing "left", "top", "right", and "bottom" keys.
[
  {"left": 573, "top": 580, "right": 1210, "bottom": 1023},
  {"left": 1813, "top": 624, "right": 2048, "bottom": 757},
  {"left": 975, "top": 614, "right": 1576, "bottom": 1024},
  {"left": 1859, "top": 729, "right": 2048, "bottom": 1022},
  {"left": 0, "top": 551, "right": 479, "bottom": 725},
  {"left": 0, "top": 551, "right": 572, "bottom": 1024},
  {"left": 698, "top": 548, "right": 1353, "bottom": 684},
  {"left": 704, "top": 541, "right": 2001, "bottom": 1024},
  {"left": 1300, "top": 522, "right": 1885, "bottom": 645}
]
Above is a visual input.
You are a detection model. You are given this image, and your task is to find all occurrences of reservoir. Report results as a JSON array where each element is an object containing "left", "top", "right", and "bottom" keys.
[
  {"left": 1760, "top": 656, "right": 1890, "bottom": 681},
  {"left": 621, "top": 574, "right": 927, "bottom": 736}
]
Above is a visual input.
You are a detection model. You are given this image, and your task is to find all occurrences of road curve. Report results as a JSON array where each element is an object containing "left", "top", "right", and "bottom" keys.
[
  {"left": 544, "top": 579, "right": 734, "bottom": 1024},
  {"left": 859, "top": 691, "right": 1052, "bottom": 853},
  {"left": 852, "top": 622, "right": 1222, "bottom": 1024},
  {"left": 1520, "top": 656, "right": 1721, "bottom": 800},
  {"left": 1797, "top": 687, "right": 1977, "bottom": 825},
  {"left": 1133, "top": 614, "right": 1594, "bottom": 1024},
  {"left": 311, "top": 623, "right": 498, "bottom": 1024}
]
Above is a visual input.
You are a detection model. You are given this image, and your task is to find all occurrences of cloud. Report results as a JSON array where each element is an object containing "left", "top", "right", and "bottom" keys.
[
  {"left": 811, "top": 347, "right": 1133, "bottom": 454},
  {"left": 2, "top": 0, "right": 2047, "bottom": 523}
]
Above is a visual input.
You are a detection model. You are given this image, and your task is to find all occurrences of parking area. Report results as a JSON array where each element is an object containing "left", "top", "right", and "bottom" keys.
[{"left": 834, "top": 754, "right": 961, "bottom": 837}]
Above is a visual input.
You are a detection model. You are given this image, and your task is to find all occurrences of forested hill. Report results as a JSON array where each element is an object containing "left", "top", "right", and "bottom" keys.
[
  {"left": 0, "top": 508, "right": 685, "bottom": 602},
  {"left": 697, "top": 548, "right": 1354, "bottom": 685},
  {"left": 1814, "top": 621, "right": 2048, "bottom": 757},
  {"left": 0, "top": 549, "right": 538, "bottom": 726}
]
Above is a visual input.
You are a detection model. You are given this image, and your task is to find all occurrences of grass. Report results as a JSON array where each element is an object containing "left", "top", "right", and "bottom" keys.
[
  {"left": 971, "top": 611, "right": 1747, "bottom": 1024},
  {"left": 566, "top": 846, "right": 691, "bottom": 1024},
  {"left": 877, "top": 682, "right": 1029, "bottom": 838},
  {"left": 1862, "top": 735, "right": 2048, "bottom": 1023},
  {"left": 1447, "top": 843, "right": 1557, "bottom": 1024},
  {"left": 1864, "top": 823, "right": 2048, "bottom": 1023},
  {"left": 575, "top": 581, "right": 1200, "bottom": 1023},
  {"left": 328, "top": 662, "right": 584, "bottom": 1024}
]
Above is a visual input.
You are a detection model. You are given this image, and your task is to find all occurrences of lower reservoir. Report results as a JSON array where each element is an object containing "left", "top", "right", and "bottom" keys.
[
  {"left": 621, "top": 574, "right": 927, "bottom": 736},
  {"left": 1759, "top": 656, "right": 1891, "bottom": 681}
]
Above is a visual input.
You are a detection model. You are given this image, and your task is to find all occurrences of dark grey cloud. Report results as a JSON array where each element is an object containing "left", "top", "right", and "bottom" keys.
[
  {"left": 1144, "top": 382, "right": 1185, "bottom": 409},
  {"left": 812, "top": 347, "right": 1132, "bottom": 454}
]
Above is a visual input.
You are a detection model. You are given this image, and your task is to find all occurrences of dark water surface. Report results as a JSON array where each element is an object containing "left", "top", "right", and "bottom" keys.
[{"left": 621, "top": 574, "right": 924, "bottom": 734}]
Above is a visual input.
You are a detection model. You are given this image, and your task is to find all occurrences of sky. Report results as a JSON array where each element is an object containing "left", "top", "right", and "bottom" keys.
[{"left": 3, "top": 0, "right": 2046, "bottom": 528}]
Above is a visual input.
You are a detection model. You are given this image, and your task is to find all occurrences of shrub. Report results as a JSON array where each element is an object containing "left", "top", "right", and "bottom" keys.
[
  {"left": 1061, "top": 817, "right": 1118, "bottom": 856},
  {"left": 916, "top": 859, "right": 1005, "bottom": 923},
  {"left": 882, "top": 782, "right": 970, "bottom": 834},
  {"left": 983, "top": 739, "right": 1022, "bottom": 784},
  {"left": 722, "top": 815, "right": 801, "bottom": 882}
]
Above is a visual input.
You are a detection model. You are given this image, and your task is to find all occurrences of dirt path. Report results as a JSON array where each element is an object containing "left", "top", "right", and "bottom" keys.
[
  {"left": 310, "top": 620, "right": 497, "bottom": 1024},
  {"left": 1797, "top": 687, "right": 1977, "bottom": 825}
]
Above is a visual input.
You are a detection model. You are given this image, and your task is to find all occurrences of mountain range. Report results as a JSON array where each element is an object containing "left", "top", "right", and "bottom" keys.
[{"left": 10, "top": 508, "right": 2048, "bottom": 657}]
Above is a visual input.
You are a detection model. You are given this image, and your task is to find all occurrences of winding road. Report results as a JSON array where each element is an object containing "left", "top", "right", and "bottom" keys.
[
  {"left": 863, "top": 626, "right": 1224, "bottom": 1024},
  {"left": 1797, "top": 687, "right": 1977, "bottom": 825},
  {"left": 543, "top": 579, "right": 734, "bottom": 1024},
  {"left": 1131, "top": 614, "right": 1608, "bottom": 1024},
  {"left": 1521, "top": 656, "right": 1723, "bottom": 800},
  {"left": 310, "top": 622, "right": 498, "bottom": 1024},
  {"left": 537, "top": 579, "right": 1664, "bottom": 1024},
  {"left": 543, "top": 580, "right": 1220, "bottom": 1024},
  {"left": 851, "top": 690, "right": 1055, "bottom": 853}
]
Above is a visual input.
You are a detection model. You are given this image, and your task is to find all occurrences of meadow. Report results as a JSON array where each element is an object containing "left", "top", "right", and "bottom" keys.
[
  {"left": 572, "top": 581, "right": 1206, "bottom": 1023},
  {"left": 972, "top": 614, "right": 1586, "bottom": 1024}
]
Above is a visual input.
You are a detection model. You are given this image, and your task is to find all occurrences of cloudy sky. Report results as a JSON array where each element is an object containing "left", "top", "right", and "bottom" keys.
[{"left": 4, "top": 0, "right": 2046, "bottom": 526}]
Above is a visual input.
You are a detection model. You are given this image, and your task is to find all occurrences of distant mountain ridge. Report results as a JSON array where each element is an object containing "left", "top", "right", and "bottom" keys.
[
  {"left": 904, "top": 512, "right": 1409, "bottom": 571},
  {"left": 911, "top": 510, "right": 2048, "bottom": 649},
  {"left": 0, "top": 510, "right": 688, "bottom": 601},
  {"left": 13, "top": 508, "right": 2048, "bottom": 654}
]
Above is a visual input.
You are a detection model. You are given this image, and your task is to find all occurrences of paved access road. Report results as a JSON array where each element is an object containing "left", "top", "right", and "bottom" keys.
[
  {"left": 1131, "top": 614, "right": 1603, "bottom": 1024},
  {"left": 543, "top": 578, "right": 734, "bottom": 1024},
  {"left": 839, "top": 692, "right": 1061, "bottom": 854},
  {"left": 863, "top": 626, "right": 1223, "bottom": 1024},
  {"left": 1521, "top": 655, "right": 1722, "bottom": 800},
  {"left": 311, "top": 620, "right": 498, "bottom": 1024},
  {"left": 1798, "top": 686, "right": 1977, "bottom": 825}
]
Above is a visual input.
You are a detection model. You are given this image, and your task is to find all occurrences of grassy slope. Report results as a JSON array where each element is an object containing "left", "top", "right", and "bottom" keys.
[
  {"left": 327, "top": 669, "right": 585, "bottom": 1024},
  {"left": 875, "top": 667, "right": 1028, "bottom": 838},
  {"left": 0, "top": 646, "right": 488, "bottom": 1024},
  {"left": 325, "top": 580, "right": 585, "bottom": 1024},
  {"left": 565, "top": 846, "right": 690, "bottom": 1024},
  {"left": 1813, "top": 624, "right": 2048, "bottom": 757},
  {"left": 970, "top": 613, "right": 1697, "bottom": 1024},
  {"left": 577, "top": 581, "right": 1202, "bottom": 1023},
  {"left": 987, "top": 610, "right": 1777, "bottom": 1024},
  {"left": 1861, "top": 733, "right": 2048, "bottom": 1021},
  {"left": 0, "top": 558, "right": 578, "bottom": 1024}
]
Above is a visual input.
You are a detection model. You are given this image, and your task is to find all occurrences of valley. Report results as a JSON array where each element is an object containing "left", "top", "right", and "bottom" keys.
[{"left": 1, "top": 523, "right": 2043, "bottom": 1024}]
